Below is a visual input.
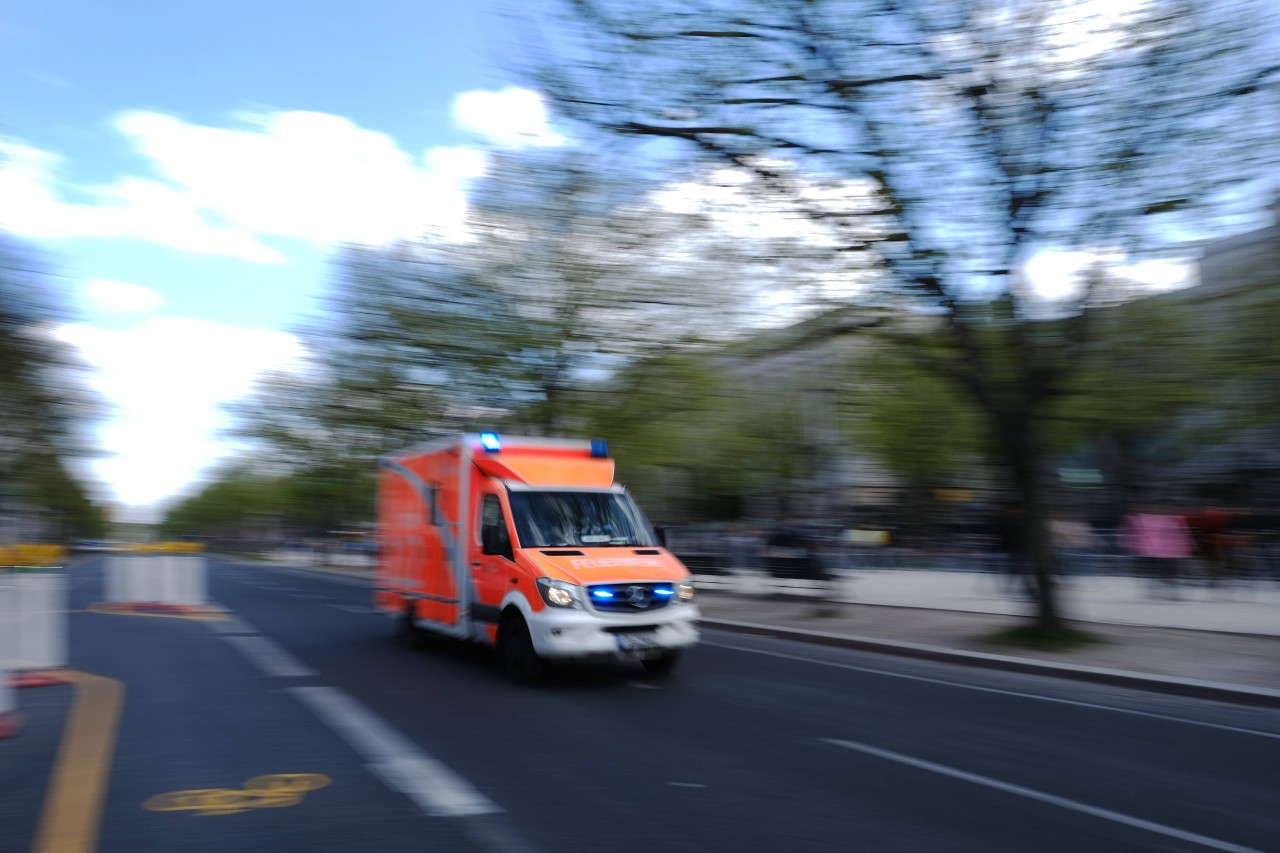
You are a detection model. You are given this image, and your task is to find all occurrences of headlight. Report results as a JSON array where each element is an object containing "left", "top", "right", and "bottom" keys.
[
  {"left": 536, "top": 577, "right": 580, "bottom": 609},
  {"left": 676, "top": 581, "right": 695, "bottom": 601}
]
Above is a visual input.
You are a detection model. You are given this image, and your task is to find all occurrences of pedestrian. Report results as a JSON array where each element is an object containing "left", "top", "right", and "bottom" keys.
[
  {"left": 1121, "top": 505, "right": 1194, "bottom": 599},
  {"left": 992, "top": 505, "right": 1035, "bottom": 601},
  {"left": 1185, "top": 506, "right": 1231, "bottom": 588},
  {"left": 1051, "top": 511, "right": 1099, "bottom": 576}
]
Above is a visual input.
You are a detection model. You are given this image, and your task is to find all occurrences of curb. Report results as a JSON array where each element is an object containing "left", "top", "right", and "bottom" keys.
[{"left": 699, "top": 618, "right": 1280, "bottom": 709}]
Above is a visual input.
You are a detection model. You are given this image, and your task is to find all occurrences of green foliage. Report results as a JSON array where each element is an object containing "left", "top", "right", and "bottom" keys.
[
  {"left": 159, "top": 467, "right": 288, "bottom": 540},
  {"left": 0, "top": 232, "right": 106, "bottom": 536},
  {"left": 581, "top": 346, "right": 817, "bottom": 520},
  {"left": 985, "top": 624, "right": 1105, "bottom": 652},
  {"left": 848, "top": 346, "right": 987, "bottom": 488},
  {"left": 1052, "top": 295, "right": 1214, "bottom": 442},
  {"left": 14, "top": 453, "right": 108, "bottom": 539}
]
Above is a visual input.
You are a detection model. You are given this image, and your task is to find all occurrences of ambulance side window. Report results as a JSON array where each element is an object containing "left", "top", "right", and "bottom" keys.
[
  {"left": 428, "top": 484, "right": 441, "bottom": 526},
  {"left": 480, "top": 494, "right": 513, "bottom": 560}
]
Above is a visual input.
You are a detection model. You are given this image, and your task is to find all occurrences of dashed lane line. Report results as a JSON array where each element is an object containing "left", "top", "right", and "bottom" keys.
[
  {"left": 221, "top": 635, "right": 316, "bottom": 678},
  {"left": 287, "top": 686, "right": 501, "bottom": 818}
]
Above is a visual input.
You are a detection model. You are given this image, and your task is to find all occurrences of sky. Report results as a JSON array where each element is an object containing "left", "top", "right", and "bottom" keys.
[{"left": 0, "top": 1, "right": 567, "bottom": 520}]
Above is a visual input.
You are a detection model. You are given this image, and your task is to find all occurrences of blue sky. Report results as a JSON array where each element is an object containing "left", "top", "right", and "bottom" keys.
[{"left": 0, "top": 1, "right": 565, "bottom": 516}]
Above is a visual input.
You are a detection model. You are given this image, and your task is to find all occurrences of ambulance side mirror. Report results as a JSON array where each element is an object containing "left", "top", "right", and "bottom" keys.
[{"left": 482, "top": 526, "right": 513, "bottom": 561}]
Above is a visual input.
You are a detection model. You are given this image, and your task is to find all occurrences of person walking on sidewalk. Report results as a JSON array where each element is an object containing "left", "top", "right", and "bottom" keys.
[
  {"left": 1122, "top": 505, "right": 1194, "bottom": 599},
  {"left": 993, "top": 505, "right": 1036, "bottom": 601}
]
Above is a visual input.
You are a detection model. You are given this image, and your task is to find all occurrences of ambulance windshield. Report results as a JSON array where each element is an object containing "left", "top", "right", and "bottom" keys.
[{"left": 507, "top": 491, "right": 656, "bottom": 548}]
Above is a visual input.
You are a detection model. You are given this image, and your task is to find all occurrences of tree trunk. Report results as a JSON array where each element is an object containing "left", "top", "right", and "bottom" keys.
[{"left": 999, "top": 414, "right": 1063, "bottom": 631}]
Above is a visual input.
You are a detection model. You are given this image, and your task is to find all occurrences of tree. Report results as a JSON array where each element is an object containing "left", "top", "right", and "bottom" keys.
[
  {"left": 0, "top": 235, "right": 88, "bottom": 467},
  {"left": 158, "top": 465, "right": 290, "bottom": 542},
  {"left": 539, "top": 0, "right": 1280, "bottom": 628},
  {"left": 0, "top": 232, "right": 103, "bottom": 538},
  {"left": 581, "top": 345, "right": 816, "bottom": 520},
  {"left": 849, "top": 347, "right": 988, "bottom": 518},
  {"left": 333, "top": 150, "right": 765, "bottom": 433}
]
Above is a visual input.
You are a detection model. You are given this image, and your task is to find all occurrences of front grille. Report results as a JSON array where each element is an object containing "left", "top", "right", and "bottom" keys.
[{"left": 587, "top": 582, "right": 674, "bottom": 613}]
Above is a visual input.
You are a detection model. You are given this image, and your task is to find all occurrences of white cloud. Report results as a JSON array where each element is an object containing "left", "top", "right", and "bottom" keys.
[
  {"left": 84, "top": 279, "right": 164, "bottom": 313},
  {"left": 53, "top": 318, "right": 304, "bottom": 507},
  {"left": 0, "top": 87, "right": 569, "bottom": 262},
  {"left": 652, "top": 164, "right": 878, "bottom": 245},
  {"left": 0, "top": 139, "right": 284, "bottom": 263},
  {"left": 1026, "top": 249, "right": 1193, "bottom": 299},
  {"left": 452, "top": 87, "right": 568, "bottom": 148},
  {"left": 112, "top": 110, "right": 492, "bottom": 246}
]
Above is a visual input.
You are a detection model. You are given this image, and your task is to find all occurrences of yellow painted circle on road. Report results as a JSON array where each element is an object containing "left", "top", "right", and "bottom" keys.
[
  {"left": 244, "top": 773, "right": 332, "bottom": 794},
  {"left": 144, "top": 774, "right": 331, "bottom": 816}
]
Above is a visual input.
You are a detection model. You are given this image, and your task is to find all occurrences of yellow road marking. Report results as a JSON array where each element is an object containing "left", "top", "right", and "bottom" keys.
[
  {"left": 144, "top": 774, "right": 331, "bottom": 816},
  {"left": 32, "top": 671, "right": 125, "bottom": 853},
  {"left": 85, "top": 603, "right": 227, "bottom": 622}
]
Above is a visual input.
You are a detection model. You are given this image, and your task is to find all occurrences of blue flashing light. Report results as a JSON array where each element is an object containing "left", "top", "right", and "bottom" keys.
[
  {"left": 654, "top": 587, "right": 675, "bottom": 597},
  {"left": 591, "top": 589, "right": 615, "bottom": 599},
  {"left": 479, "top": 432, "right": 501, "bottom": 453},
  {"left": 590, "top": 438, "right": 609, "bottom": 459}
]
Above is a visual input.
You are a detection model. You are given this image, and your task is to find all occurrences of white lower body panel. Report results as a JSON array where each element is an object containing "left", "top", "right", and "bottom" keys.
[{"left": 525, "top": 605, "right": 700, "bottom": 662}]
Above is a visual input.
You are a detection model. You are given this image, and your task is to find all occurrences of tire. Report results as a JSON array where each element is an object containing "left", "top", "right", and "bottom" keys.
[
  {"left": 641, "top": 650, "right": 681, "bottom": 677},
  {"left": 497, "top": 614, "right": 545, "bottom": 681},
  {"left": 396, "top": 603, "right": 427, "bottom": 649}
]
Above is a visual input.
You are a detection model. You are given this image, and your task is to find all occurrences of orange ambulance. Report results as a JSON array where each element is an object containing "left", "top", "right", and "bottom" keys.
[{"left": 375, "top": 433, "right": 699, "bottom": 676}]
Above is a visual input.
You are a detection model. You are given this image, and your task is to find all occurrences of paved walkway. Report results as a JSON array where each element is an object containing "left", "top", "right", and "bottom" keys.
[
  {"left": 717, "top": 569, "right": 1280, "bottom": 635},
  {"left": 696, "top": 592, "right": 1280, "bottom": 692}
]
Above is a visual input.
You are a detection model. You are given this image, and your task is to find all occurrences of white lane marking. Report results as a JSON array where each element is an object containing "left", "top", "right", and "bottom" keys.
[
  {"left": 287, "top": 686, "right": 501, "bottom": 817},
  {"left": 327, "top": 603, "right": 379, "bottom": 614},
  {"left": 668, "top": 782, "right": 706, "bottom": 788},
  {"left": 627, "top": 681, "right": 660, "bottom": 690},
  {"left": 704, "top": 641, "right": 1280, "bottom": 740},
  {"left": 222, "top": 635, "right": 316, "bottom": 678},
  {"left": 821, "top": 738, "right": 1262, "bottom": 853}
]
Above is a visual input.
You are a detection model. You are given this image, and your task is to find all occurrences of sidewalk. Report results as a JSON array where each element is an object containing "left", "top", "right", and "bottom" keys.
[
  {"left": 829, "top": 569, "right": 1280, "bottom": 636},
  {"left": 695, "top": 569, "right": 1280, "bottom": 701}
]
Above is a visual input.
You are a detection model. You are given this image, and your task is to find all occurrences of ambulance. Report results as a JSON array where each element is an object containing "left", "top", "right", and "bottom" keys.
[{"left": 375, "top": 433, "right": 700, "bottom": 677}]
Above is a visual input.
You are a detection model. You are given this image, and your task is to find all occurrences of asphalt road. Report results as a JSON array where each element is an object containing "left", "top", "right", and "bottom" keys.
[{"left": 4, "top": 555, "right": 1279, "bottom": 853}]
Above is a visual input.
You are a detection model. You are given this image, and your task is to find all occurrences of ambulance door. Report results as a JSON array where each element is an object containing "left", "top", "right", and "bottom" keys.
[{"left": 471, "top": 488, "right": 516, "bottom": 625}]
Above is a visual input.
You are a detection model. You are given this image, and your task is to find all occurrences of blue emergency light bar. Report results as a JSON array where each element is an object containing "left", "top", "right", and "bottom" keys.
[
  {"left": 479, "top": 432, "right": 501, "bottom": 453},
  {"left": 590, "top": 439, "right": 609, "bottom": 458}
]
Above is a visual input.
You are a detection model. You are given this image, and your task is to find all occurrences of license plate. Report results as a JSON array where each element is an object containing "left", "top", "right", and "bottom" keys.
[{"left": 616, "top": 632, "right": 659, "bottom": 651}]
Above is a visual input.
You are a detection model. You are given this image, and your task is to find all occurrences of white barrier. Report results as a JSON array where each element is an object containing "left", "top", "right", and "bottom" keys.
[
  {"left": 0, "top": 657, "right": 14, "bottom": 727},
  {"left": 105, "top": 555, "right": 207, "bottom": 606},
  {"left": 0, "top": 570, "right": 67, "bottom": 671},
  {"left": 170, "top": 555, "right": 206, "bottom": 605}
]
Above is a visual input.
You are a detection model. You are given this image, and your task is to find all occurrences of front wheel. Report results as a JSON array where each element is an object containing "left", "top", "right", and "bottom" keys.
[
  {"left": 641, "top": 650, "right": 681, "bottom": 676},
  {"left": 395, "top": 603, "right": 427, "bottom": 649},
  {"left": 497, "top": 614, "right": 545, "bottom": 682}
]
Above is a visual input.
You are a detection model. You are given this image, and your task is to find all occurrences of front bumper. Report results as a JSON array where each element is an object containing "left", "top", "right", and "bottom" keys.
[{"left": 524, "top": 604, "right": 701, "bottom": 661}]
